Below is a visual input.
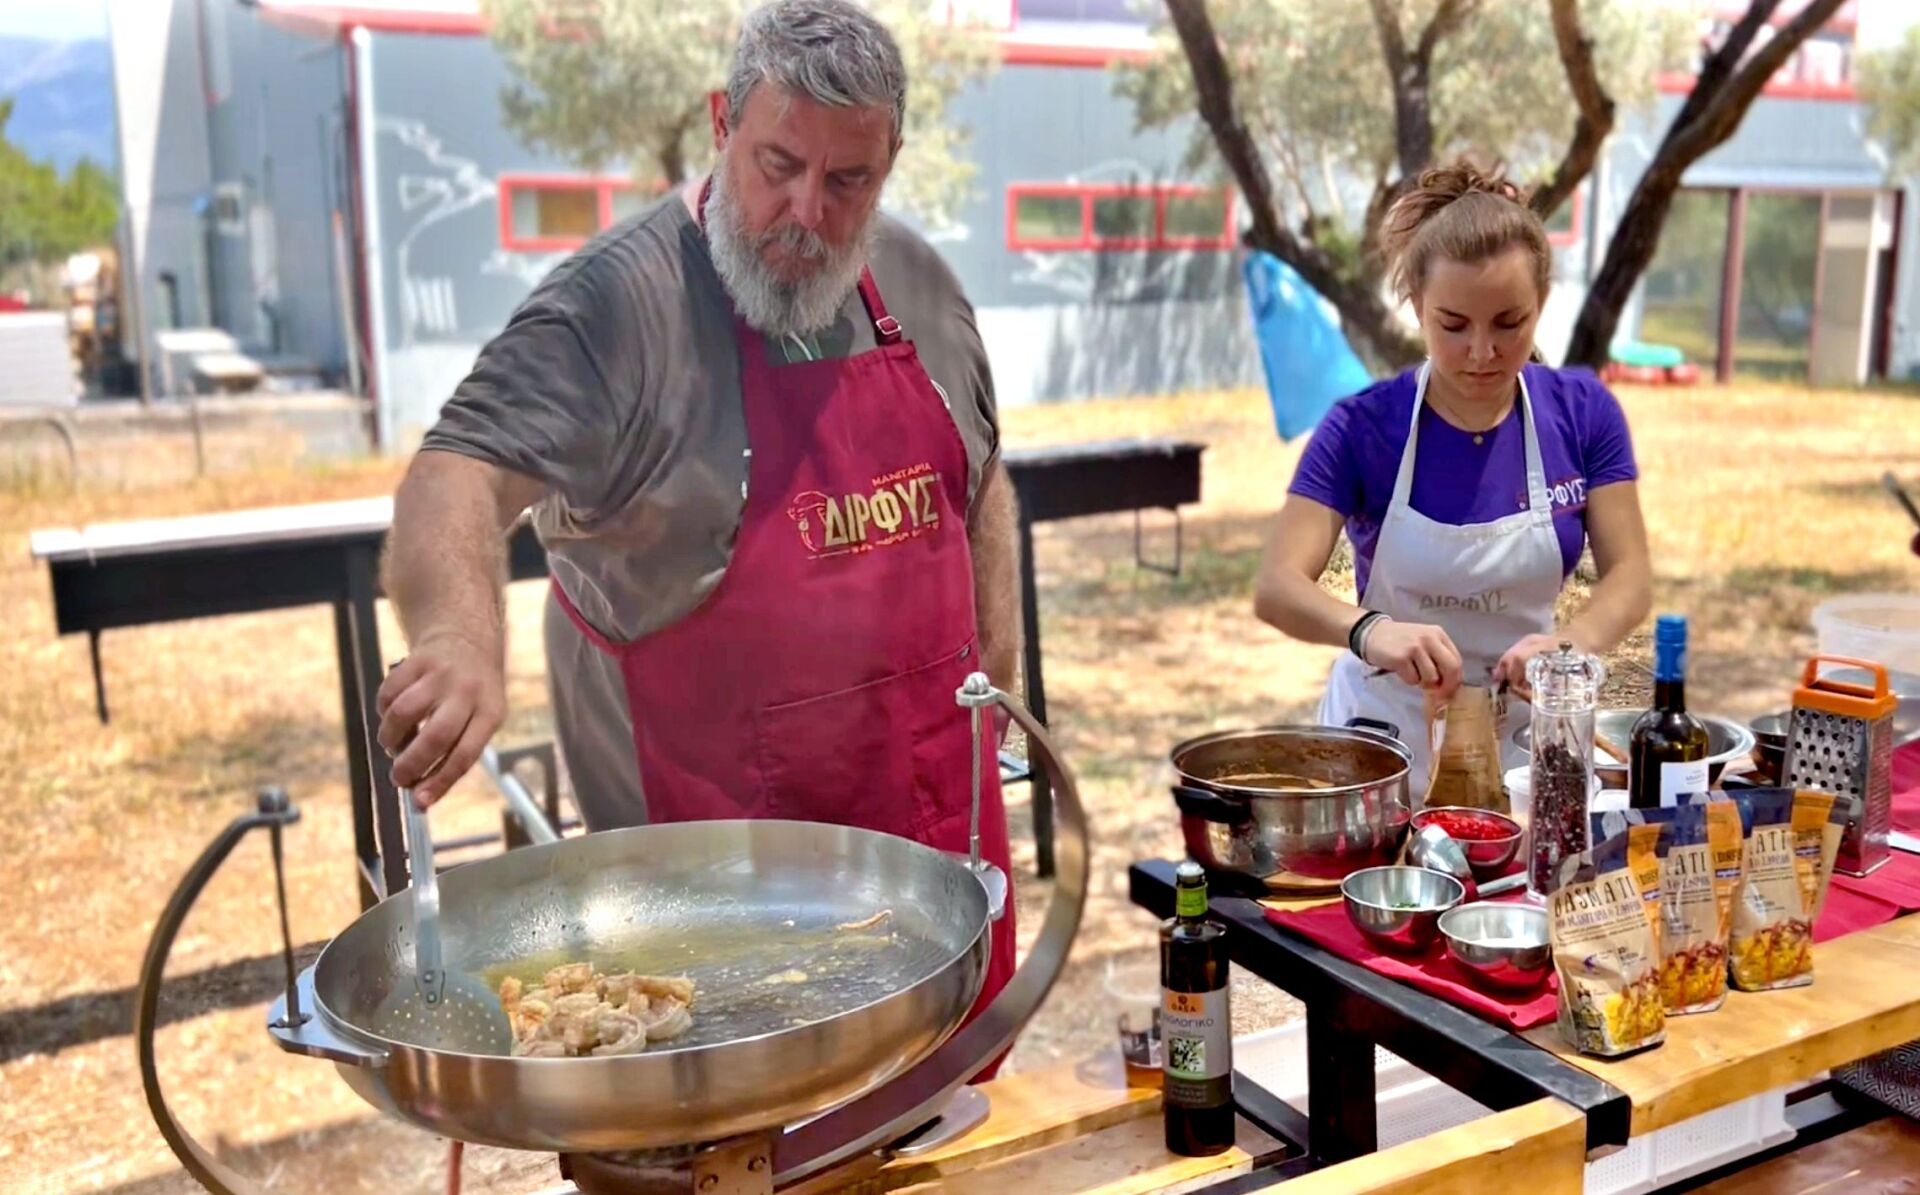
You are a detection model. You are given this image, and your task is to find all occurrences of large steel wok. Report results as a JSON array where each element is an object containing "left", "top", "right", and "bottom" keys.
[
  {"left": 137, "top": 675, "right": 1088, "bottom": 1195},
  {"left": 293, "top": 819, "right": 990, "bottom": 1150}
]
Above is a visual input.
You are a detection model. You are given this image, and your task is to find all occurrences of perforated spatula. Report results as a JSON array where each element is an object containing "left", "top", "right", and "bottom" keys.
[{"left": 392, "top": 786, "right": 515, "bottom": 1052}]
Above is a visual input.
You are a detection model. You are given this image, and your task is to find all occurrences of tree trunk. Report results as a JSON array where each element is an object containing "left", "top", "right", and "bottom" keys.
[
  {"left": 1164, "top": 0, "right": 1423, "bottom": 369},
  {"left": 1531, "top": 0, "right": 1614, "bottom": 220},
  {"left": 1563, "top": 164, "right": 1684, "bottom": 367},
  {"left": 1563, "top": 0, "right": 1848, "bottom": 368},
  {"left": 658, "top": 135, "right": 687, "bottom": 187}
]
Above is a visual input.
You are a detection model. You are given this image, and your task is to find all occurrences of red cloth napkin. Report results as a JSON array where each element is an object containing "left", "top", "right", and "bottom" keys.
[
  {"left": 1815, "top": 849, "right": 1920, "bottom": 941},
  {"left": 1893, "top": 738, "right": 1920, "bottom": 836},
  {"left": 1813, "top": 739, "right": 1920, "bottom": 940},
  {"left": 1264, "top": 898, "right": 1558, "bottom": 1031},
  {"left": 1262, "top": 748, "right": 1920, "bottom": 1027}
]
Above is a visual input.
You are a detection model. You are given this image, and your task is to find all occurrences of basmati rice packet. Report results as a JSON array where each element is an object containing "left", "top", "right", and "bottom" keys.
[
  {"left": 1792, "top": 790, "right": 1843, "bottom": 929},
  {"left": 1548, "top": 814, "right": 1666, "bottom": 1057},
  {"left": 1728, "top": 789, "right": 1819, "bottom": 992},
  {"left": 1633, "top": 798, "right": 1742, "bottom": 1015},
  {"left": 1809, "top": 796, "right": 1851, "bottom": 922}
]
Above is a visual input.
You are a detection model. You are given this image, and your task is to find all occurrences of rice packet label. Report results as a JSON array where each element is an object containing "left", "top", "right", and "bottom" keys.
[
  {"left": 1790, "top": 790, "right": 1839, "bottom": 926},
  {"left": 1632, "top": 798, "right": 1740, "bottom": 1015},
  {"left": 1730, "top": 790, "right": 1813, "bottom": 992},
  {"left": 1810, "top": 794, "right": 1850, "bottom": 923},
  {"left": 1550, "top": 817, "right": 1666, "bottom": 1057}
]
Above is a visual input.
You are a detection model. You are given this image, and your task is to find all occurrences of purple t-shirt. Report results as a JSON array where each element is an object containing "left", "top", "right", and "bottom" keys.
[{"left": 1288, "top": 363, "right": 1638, "bottom": 596}]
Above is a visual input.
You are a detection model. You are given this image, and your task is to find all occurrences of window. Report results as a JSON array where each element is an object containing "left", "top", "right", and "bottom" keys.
[
  {"left": 1162, "top": 189, "right": 1232, "bottom": 246},
  {"left": 1007, "top": 184, "right": 1236, "bottom": 251},
  {"left": 1010, "top": 192, "right": 1084, "bottom": 247},
  {"left": 498, "top": 175, "right": 664, "bottom": 252},
  {"left": 1091, "top": 194, "right": 1156, "bottom": 246}
]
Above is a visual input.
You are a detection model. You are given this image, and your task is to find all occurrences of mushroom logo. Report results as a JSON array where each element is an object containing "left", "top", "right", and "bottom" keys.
[{"left": 787, "top": 490, "right": 832, "bottom": 552}]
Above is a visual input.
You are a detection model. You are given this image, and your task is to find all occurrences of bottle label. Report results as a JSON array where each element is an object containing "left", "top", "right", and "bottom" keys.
[
  {"left": 1162, "top": 987, "right": 1232, "bottom": 1107},
  {"left": 1175, "top": 885, "right": 1208, "bottom": 919},
  {"left": 1660, "top": 759, "right": 1709, "bottom": 807}
]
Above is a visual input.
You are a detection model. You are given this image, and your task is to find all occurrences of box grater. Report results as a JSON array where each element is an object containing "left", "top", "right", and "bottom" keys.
[{"left": 1783, "top": 655, "right": 1898, "bottom": 877}]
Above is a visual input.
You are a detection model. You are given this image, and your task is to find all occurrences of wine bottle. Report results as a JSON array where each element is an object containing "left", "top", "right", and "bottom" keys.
[
  {"left": 1629, "top": 614, "right": 1710, "bottom": 809},
  {"left": 1161, "top": 861, "right": 1234, "bottom": 1156}
]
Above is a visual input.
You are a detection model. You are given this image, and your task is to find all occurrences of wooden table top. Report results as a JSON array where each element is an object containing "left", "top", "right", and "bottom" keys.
[
  {"left": 816, "top": 1047, "right": 1592, "bottom": 1195},
  {"left": 1280, "top": 1099, "right": 1586, "bottom": 1195},
  {"left": 1526, "top": 911, "right": 1920, "bottom": 1135}
]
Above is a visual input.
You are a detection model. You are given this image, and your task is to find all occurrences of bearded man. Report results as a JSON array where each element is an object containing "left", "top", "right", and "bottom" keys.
[{"left": 375, "top": 0, "right": 1019, "bottom": 1020}]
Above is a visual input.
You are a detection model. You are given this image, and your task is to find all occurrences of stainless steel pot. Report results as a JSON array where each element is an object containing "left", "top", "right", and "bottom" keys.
[{"left": 1169, "top": 719, "right": 1414, "bottom": 892}]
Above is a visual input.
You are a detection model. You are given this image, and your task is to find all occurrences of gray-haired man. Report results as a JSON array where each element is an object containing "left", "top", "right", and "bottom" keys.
[{"left": 376, "top": 0, "right": 1020, "bottom": 1045}]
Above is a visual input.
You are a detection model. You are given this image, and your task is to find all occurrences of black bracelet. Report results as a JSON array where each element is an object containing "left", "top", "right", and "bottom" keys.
[{"left": 1347, "top": 610, "right": 1387, "bottom": 661}]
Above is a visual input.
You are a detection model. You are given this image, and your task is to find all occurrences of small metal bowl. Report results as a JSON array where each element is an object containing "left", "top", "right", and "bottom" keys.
[
  {"left": 1340, "top": 866, "right": 1465, "bottom": 954},
  {"left": 1411, "top": 807, "right": 1524, "bottom": 880},
  {"left": 1749, "top": 712, "right": 1789, "bottom": 784},
  {"left": 1438, "top": 903, "right": 1552, "bottom": 993}
]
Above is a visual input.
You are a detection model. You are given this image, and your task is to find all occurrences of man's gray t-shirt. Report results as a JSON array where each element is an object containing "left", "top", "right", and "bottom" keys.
[{"left": 420, "top": 195, "right": 999, "bottom": 828}]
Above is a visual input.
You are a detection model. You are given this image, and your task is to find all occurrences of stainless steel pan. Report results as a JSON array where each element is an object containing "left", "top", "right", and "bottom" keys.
[
  {"left": 287, "top": 817, "right": 991, "bottom": 1151},
  {"left": 137, "top": 675, "right": 1087, "bottom": 1195}
]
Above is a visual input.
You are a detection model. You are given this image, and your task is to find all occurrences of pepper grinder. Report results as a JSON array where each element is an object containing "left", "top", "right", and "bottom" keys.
[{"left": 1526, "top": 642, "right": 1606, "bottom": 900}]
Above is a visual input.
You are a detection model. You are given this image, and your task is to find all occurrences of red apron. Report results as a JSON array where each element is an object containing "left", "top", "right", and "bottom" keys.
[{"left": 552, "top": 241, "right": 1016, "bottom": 1060}]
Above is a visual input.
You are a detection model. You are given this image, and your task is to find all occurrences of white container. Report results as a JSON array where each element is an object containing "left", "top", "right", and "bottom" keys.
[
  {"left": 0, "top": 312, "right": 78, "bottom": 407},
  {"left": 1813, "top": 594, "right": 1920, "bottom": 676},
  {"left": 1504, "top": 765, "right": 1603, "bottom": 825},
  {"left": 1583, "top": 1087, "right": 1792, "bottom": 1195}
]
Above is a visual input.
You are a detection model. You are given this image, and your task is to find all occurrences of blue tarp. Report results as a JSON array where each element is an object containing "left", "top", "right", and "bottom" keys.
[{"left": 1242, "top": 251, "right": 1374, "bottom": 441}]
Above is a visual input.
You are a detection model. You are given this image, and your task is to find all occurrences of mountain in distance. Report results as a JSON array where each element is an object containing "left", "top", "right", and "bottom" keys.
[{"left": 0, "top": 36, "right": 116, "bottom": 174}]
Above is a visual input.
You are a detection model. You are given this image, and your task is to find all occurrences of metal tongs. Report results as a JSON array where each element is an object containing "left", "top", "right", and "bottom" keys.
[{"left": 956, "top": 673, "right": 1011, "bottom": 922}]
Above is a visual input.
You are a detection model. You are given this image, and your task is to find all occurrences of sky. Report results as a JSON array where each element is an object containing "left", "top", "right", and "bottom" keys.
[{"left": 0, "top": 0, "right": 108, "bottom": 43}]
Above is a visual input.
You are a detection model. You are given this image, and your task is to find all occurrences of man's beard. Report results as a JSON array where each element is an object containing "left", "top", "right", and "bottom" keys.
[{"left": 705, "top": 159, "right": 873, "bottom": 339}]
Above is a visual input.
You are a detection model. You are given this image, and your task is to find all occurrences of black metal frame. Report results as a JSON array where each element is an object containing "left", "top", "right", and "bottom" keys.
[
  {"left": 1130, "top": 860, "right": 1631, "bottom": 1170},
  {"left": 41, "top": 439, "right": 1204, "bottom": 899},
  {"left": 40, "top": 524, "right": 548, "bottom": 908},
  {"left": 1004, "top": 439, "right": 1203, "bottom": 877}
]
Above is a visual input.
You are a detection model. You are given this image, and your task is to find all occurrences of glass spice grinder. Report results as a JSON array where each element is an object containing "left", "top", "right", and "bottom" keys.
[{"left": 1526, "top": 641, "right": 1606, "bottom": 900}]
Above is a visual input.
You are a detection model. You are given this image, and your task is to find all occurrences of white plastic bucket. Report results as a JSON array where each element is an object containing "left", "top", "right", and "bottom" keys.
[{"left": 1813, "top": 593, "right": 1920, "bottom": 677}]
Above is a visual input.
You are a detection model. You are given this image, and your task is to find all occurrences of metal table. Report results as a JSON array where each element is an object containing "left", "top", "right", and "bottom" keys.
[
  {"left": 31, "top": 438, "right": 1204, "bottom": 902},
  {"left": 1129, "top": 860, "right": 1632, "bottom": 1170},
  {"left": 29, "top": 498, "right": 550, "bottom": 907}
]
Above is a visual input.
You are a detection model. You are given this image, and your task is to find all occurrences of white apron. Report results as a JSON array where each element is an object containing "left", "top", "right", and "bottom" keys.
[{"left": 1319, "top": 362, "right": 1564, "bottom": 796}]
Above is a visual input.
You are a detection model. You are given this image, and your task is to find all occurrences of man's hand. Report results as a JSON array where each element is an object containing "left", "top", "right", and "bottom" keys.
[
  {"left": 381, "top": 450, "right": 540, "bottom": 808},
  {"left": 376, "top": 634, "right": 506, "bottom": 807},
  {"left": 1363, "top": 619, "right": 1464, "bottom": 695}
]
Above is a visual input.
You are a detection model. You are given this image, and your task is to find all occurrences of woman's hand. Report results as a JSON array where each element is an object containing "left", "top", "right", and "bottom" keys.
[
  {"left": 1494, "top": 633, "right": 1572, "bottom": 699},
  {"left": 1363, "top": 620, "right": 1463, "bottom": 695}
]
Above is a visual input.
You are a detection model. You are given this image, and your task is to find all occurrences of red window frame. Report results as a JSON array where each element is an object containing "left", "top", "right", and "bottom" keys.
[
  {"left": 1005, "top": 183, "right": 1237, "bottom": 252},
  {"left": 498, "top": 173, "right": 656, "bottom": 252},
  {"left": 1544, "top": 188, "right": 1584, "bottom": 249}
]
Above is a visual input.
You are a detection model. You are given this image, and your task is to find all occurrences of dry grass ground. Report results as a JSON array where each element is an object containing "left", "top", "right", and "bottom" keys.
[{"left": 2, "top": 381, "right": 1915, "bottom": 1193}]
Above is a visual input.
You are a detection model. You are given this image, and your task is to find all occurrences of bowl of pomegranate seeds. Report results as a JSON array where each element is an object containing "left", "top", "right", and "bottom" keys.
[{"left": 1411, "top": 806, "right": 1523, "bottom": 880}]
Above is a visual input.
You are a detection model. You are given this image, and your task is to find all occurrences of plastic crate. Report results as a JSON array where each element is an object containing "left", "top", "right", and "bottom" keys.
[
  {"left": 1233, "top": 1021, "right": 1794, "bottom": 1190},
  {"left": 1587, "top": 1086, "right": 1791, "bottom": 1195}
]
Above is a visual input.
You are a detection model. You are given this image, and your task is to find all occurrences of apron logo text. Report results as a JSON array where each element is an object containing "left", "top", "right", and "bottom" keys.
[
  {"left": 786, "top": 464, "right": 943, "bottom": 559},
  {"left": 1418, "top": 587, "right": 1509, "bottom": 615}
]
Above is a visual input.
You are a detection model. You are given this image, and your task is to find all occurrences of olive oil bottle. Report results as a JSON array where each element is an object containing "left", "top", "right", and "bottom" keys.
[{"left": 1161, "top": 861, "right": 1233, "bottom": 1156}]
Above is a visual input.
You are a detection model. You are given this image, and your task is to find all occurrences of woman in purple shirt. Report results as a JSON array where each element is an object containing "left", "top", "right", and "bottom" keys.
[{"left": 1254, "top": 163, "right": 1653, "bottom": 791}]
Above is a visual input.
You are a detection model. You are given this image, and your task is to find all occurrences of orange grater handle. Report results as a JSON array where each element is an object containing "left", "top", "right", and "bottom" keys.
[
  {"left": 1794, "top": 655, "right": 1897, "bottom": 719},
  {"left": 1799, "top": 655, "right": 1890, "bottom": 698}
]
